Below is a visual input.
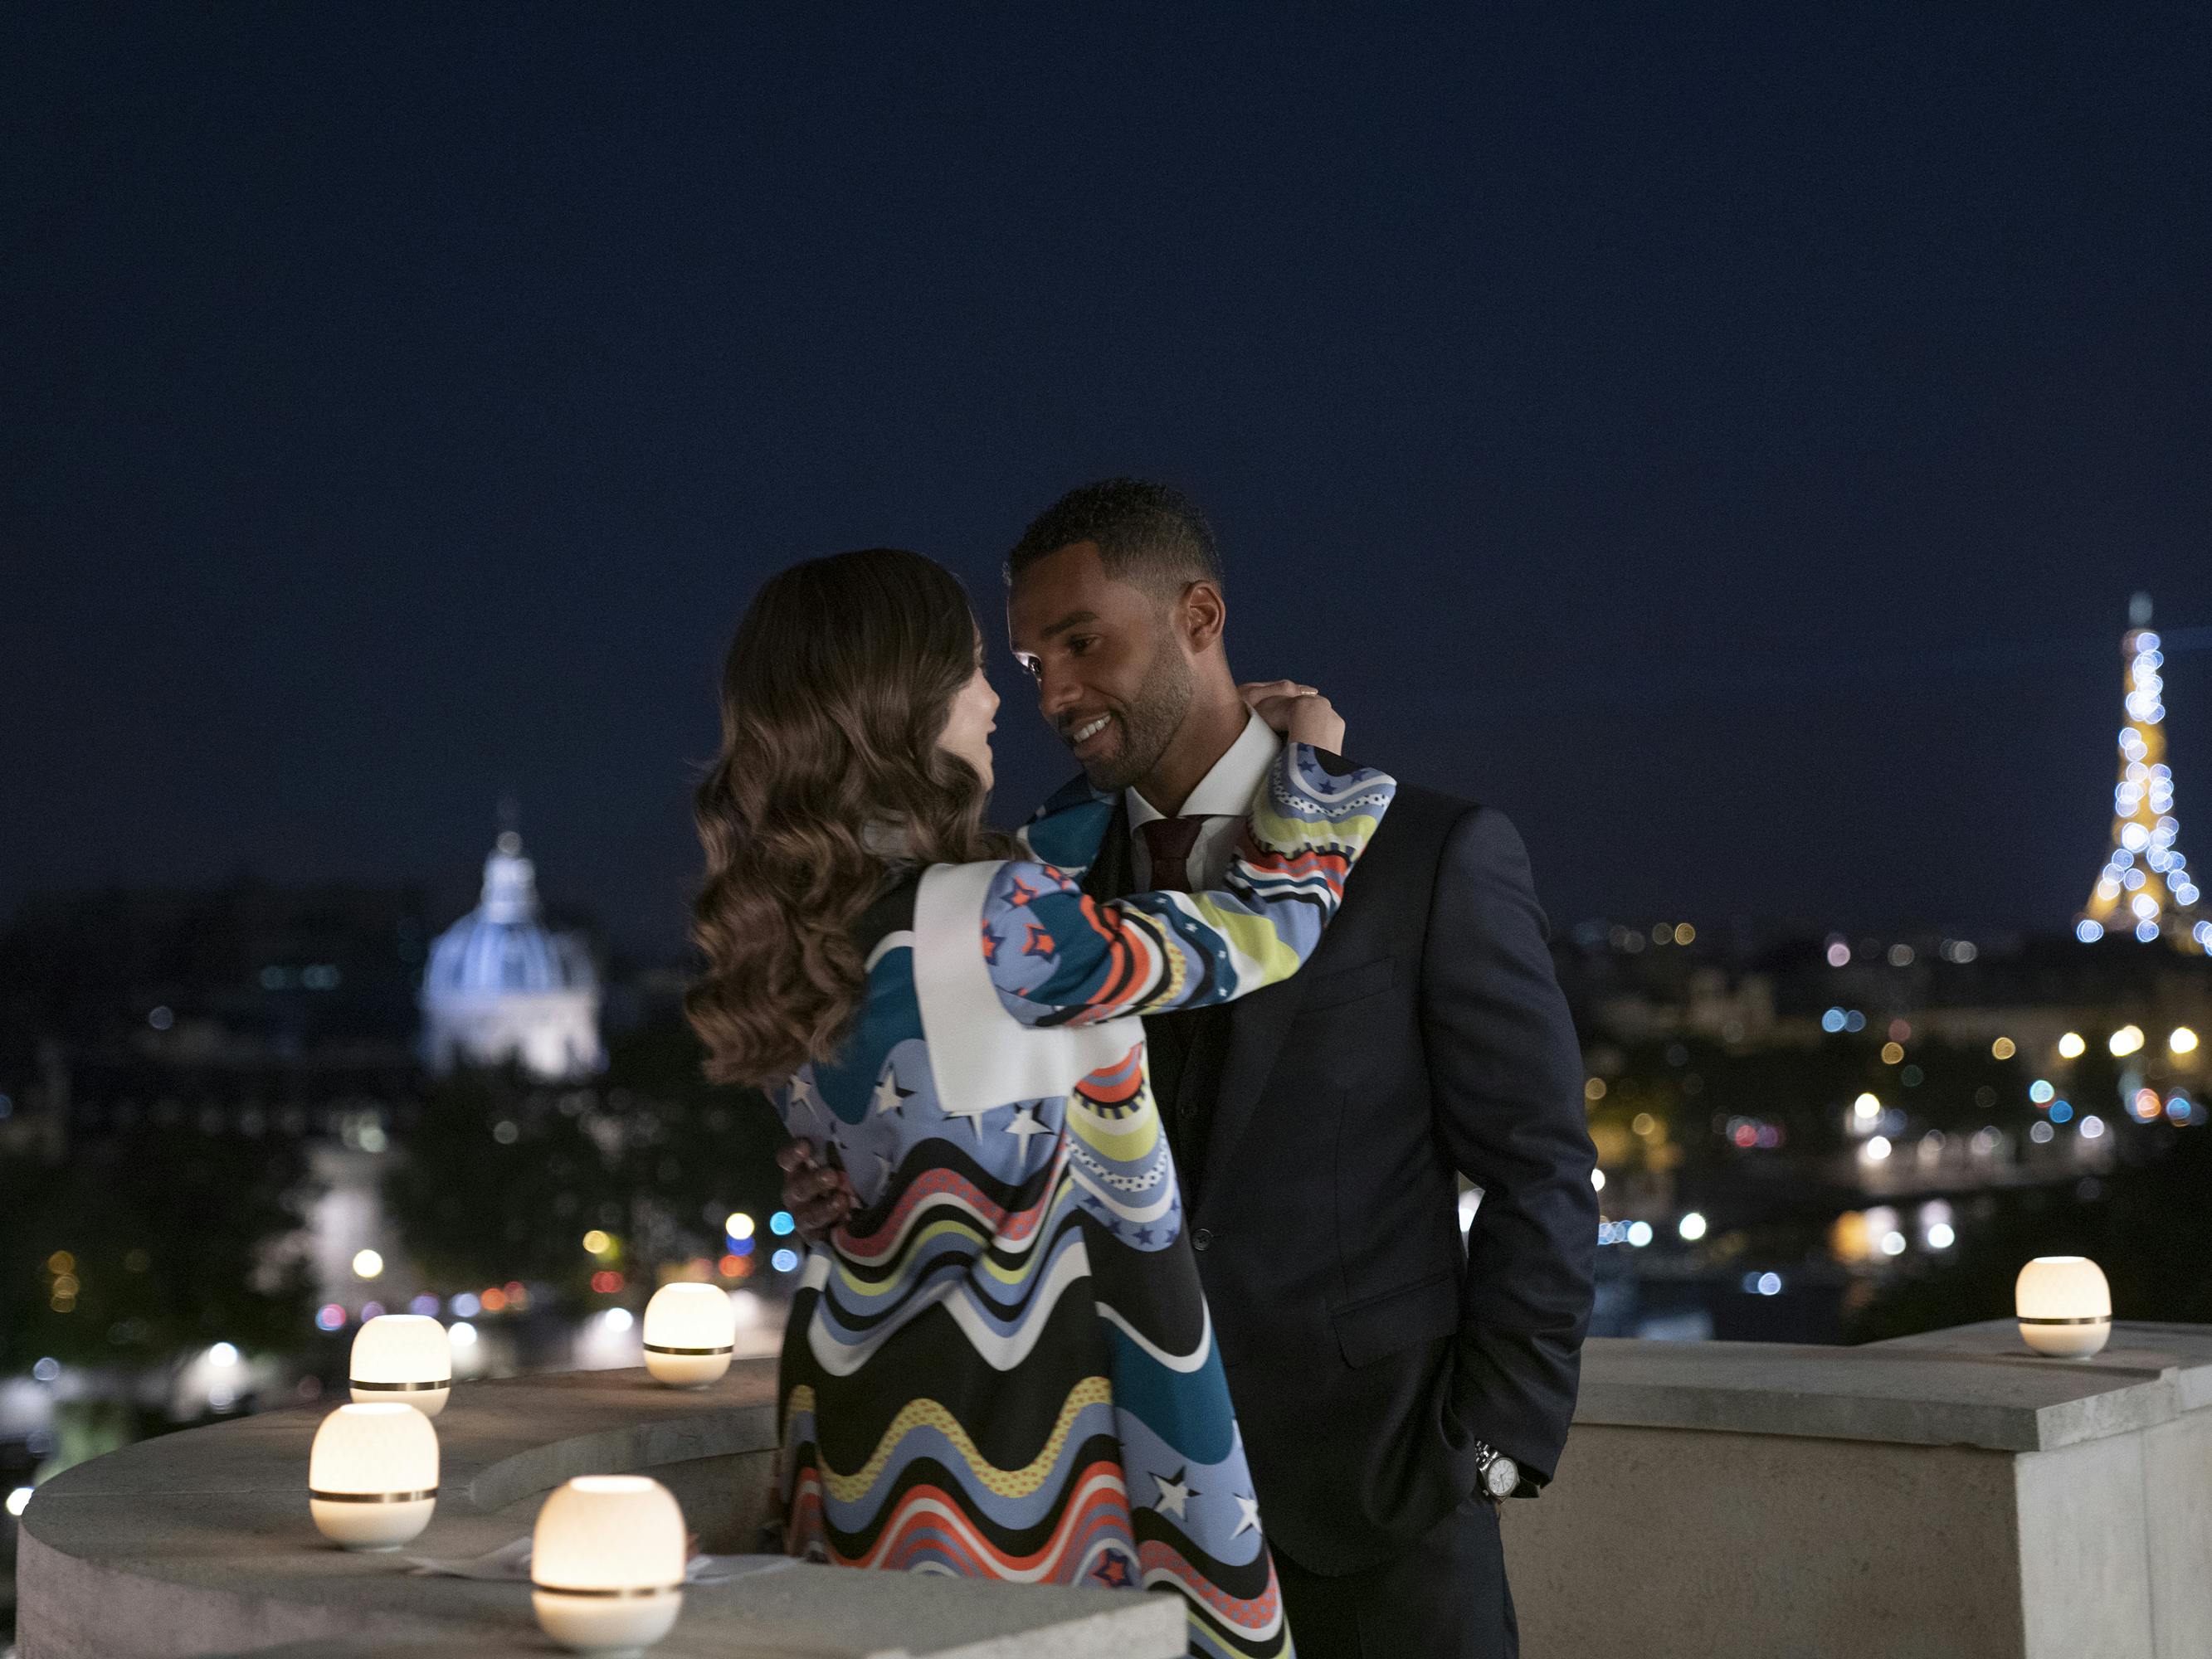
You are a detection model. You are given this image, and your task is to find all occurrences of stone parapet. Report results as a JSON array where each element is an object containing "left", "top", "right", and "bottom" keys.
[
  {"left": 1505, "top": 1321, "right": 2212, "bottom": 1659},
  {"left": 15, "top": 1358, "right": 1182, "bottom": 1659},
  {"left": 29, "top": 1324, "right": 2210, "bottom": 1657}
]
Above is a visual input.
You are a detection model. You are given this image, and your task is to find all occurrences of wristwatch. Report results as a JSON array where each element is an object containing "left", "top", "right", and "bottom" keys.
[{"left": 1472, "top": 1440, "right": 1521, "bottom": 1506}]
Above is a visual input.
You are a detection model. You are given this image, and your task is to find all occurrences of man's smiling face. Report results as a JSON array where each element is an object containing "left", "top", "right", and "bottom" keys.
[{"left": 1007, "top": 539, "right": 1196, "bottom": 793}]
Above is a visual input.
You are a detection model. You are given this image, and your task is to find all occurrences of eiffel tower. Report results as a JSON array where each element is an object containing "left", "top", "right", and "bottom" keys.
[{"left": 2077, "top": 594, "right": 2209, "bottom": 952}]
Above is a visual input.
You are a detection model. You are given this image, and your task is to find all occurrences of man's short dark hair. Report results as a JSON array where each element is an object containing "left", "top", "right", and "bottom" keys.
[{"left": 1006, "top": 478, "right": 1224, "bottom": 596}]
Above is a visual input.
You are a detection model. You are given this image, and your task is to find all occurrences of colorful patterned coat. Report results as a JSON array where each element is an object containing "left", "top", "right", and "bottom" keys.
[{"left": 772, "top": 742, "right": 1396, "bottom": 1657}]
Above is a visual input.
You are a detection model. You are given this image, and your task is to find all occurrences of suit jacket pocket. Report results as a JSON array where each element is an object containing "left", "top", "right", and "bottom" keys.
[
  {"left": 1331, "top": 1269, "right": 1460, "bottom": 1369},
  {"left": 1297, "top": 954, "right": 1394, "bottom": 1013}
]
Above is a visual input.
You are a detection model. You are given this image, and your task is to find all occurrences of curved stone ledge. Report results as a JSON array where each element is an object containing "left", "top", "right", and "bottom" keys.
[{"left": 16, "top": 1358, "right": 1182, "bottom": 1659}]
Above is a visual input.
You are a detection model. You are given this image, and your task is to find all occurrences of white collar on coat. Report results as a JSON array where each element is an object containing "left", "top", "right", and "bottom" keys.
[{"left": 912, "top": 861, "right": 1133, "bottom": 1120}]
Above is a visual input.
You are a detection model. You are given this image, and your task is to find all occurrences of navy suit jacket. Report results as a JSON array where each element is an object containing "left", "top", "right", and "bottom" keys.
[{"left": 1060, "top": 773, "right": 1599, "bottom": 1574}]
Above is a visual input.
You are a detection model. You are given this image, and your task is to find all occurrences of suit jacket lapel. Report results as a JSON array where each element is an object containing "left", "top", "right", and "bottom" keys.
[{"left": 1198, "top": 976, "right": 1299, "bottom": 1220}]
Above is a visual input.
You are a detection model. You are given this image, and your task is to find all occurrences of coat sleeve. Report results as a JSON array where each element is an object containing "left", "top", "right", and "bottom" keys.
[
  {"left": 1421, "top": 806, "right": 1599, "bottom": 1486},
  {"left": 985, "top": 744, "right": 1396, "bottom": 1027}
]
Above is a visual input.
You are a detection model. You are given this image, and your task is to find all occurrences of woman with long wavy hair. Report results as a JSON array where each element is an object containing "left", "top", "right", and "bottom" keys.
[{"left": 689, "top": 547, "right": 1396, "bottom": 1659}]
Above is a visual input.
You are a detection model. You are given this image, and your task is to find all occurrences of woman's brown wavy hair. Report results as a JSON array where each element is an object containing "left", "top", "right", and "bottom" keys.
[{"left": 688, "top": 547, "right": 1013, "bottom": 1086}]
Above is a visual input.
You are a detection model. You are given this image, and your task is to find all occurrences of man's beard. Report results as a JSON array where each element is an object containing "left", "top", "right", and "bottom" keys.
[{"left": 1079, "top": 650, "right": 1194, "bottom": 794}]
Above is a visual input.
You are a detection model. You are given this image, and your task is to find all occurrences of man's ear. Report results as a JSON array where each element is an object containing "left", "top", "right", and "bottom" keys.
[{"left": 1179, "top": 580, "right": 1227, "bottom": 654}]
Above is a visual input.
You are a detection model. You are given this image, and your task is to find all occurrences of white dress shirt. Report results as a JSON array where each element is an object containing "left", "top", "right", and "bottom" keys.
[{"left": 1125, "top": 711, "right": 1283, "bottom": 890}]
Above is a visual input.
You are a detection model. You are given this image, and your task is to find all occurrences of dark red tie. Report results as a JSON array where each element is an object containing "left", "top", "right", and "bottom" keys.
[{"left": 1140, "top": 816, "right": 1206, "bottom": 893}]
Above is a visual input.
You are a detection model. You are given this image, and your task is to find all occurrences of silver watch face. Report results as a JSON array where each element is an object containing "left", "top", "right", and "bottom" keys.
[{"left": 1483, "top": 1455, "right": 1519, "bottom": 1500}]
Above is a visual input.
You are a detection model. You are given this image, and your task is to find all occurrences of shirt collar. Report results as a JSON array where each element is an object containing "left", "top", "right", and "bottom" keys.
[{"left": 1126, "top": 710, "right": 1282, "bottom": 829}]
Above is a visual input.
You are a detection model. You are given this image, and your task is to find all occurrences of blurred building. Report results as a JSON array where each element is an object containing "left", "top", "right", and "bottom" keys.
[
  {"left": 1557, "top": 918, "right": 2212, "bottom": 1066},
  {"left": 419, "top": 833, "right": 603, "bottom": 1081},
  {"left": 0, "top": 877, "right": 428, "bottom": 1160},
  {"left": 0, "top": 878, "right": 429, "bottom": 1068},
  {"left": 1548, "top": 916, "right": 2210, "bottom": 1342}
]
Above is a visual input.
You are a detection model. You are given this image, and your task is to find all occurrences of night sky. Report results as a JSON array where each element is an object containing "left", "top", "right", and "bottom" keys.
[{"left": 6, "top": 5, "right": 2208, "bottom": 956}]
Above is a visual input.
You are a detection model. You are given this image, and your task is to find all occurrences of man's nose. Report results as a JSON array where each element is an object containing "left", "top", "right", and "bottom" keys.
[{"left": 1036, "top": 664, "right": 1081, "bottom": 718}]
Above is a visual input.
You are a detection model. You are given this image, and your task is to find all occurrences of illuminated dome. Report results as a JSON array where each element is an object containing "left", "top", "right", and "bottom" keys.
[{"left": 420, "top": 832, "right": 604, "bottom": 1078}]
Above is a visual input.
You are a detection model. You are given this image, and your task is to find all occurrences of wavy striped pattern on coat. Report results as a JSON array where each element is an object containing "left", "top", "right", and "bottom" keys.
[{"left": 773, "top": 742, "right": 1395, "bottom": 1657}]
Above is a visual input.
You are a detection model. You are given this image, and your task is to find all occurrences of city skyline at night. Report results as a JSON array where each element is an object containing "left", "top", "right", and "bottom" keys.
[
  {"left": 5, "top": 7, "right": 2208, "bottom": 953},
  {"left": 7, "top": 11, "right": 2211, "bottom": 1653}
]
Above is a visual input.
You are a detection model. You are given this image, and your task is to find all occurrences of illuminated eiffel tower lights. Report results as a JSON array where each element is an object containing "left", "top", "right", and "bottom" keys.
[{"left": 2077, "top": 594, "right": 2209, "bottom": 952}]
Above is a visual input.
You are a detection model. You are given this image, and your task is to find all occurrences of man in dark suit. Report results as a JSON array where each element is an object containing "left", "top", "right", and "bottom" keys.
[{"left": 782, "top": 479, "right": 1597, "bottom": 1657}]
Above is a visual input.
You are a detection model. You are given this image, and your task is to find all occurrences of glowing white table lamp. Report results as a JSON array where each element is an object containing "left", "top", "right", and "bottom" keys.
[
  {"left": 349, "top": 1314, "right": 453, "bottom": 1415},
  {"left": 308, "top": 1403, "right": 439, "bottom": 1550},
  {"left": 641, "top": 1283, "right": 735, "bottom": 1388},
  {"left": 2015, "top": 1255, "right": 2112, "bottom": 1357},
  {"left": 532, "top": 1475, "right": 686, "bottom": 1652}
]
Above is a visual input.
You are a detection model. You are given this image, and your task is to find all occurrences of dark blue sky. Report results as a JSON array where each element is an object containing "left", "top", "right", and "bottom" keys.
[{"left": 5, "top": 4, "right": 2207, "bottom": 954}]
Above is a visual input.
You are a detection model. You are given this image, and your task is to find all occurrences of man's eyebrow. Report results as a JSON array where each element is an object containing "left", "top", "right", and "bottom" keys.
[{"left": 1034, "top": 609, "right": 1099, "bottom": 642}]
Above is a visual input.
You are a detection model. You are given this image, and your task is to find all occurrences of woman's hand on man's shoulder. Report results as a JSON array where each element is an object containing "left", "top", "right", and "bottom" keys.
[{"left": 1240, "top": 679, "right": 1345, "bottom": 752}]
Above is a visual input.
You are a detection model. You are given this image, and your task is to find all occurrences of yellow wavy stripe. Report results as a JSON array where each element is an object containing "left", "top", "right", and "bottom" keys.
[
  {"left": 830, "top": 1173, "right": 1079, "bottom": 1294},
  {"left": 1067, "top": 1095, "right": 1160, "bottom": 1161},
  {"left": 1248, "top": 802, "right": 1384, "bottom": 861},
  {"left": 783, "top": 1376, "right": 1113, "bottom": 1502},
  {"left": 1189, "top": 901, "right": 1303, "bottom": 984}
]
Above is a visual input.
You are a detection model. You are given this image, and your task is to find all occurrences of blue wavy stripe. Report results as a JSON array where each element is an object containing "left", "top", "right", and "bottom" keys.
[
  {"left": 1022, "top": 792, "right": 1115, "bottom": 870},
  {"left": 1102, "top": 1319, "right": 1236, "bottom": 1467},
  {"left": 812, "top": 1209, "right": 1088, "bottom": 1344},
  {"left": 813, "top": 949, "right": 924, "bottom": 1125},
  {"left": 820, "top": 1182, "right": 1083, "bottom": 1313},
  {"left": 1114, "top": 1412, "right": 1269, "bottom": 1571}
]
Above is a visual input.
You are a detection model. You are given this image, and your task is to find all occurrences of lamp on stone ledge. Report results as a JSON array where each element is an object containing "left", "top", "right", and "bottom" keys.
[
  {"left": 350, "top": 1314, "right": 453, "bottom": 1415},
  {"left": 532, "top": 1475, "right": 686, "bottom": 1652},
  {"left": 641, "top": 1282, "right": 735, "bottom": 1388},
  {"left": 308, "top": 1403, "right": 439, "bottom": 1550},
  {"left": 2015, "top": 1255, "right": 2112, "bottom": 1357}
]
